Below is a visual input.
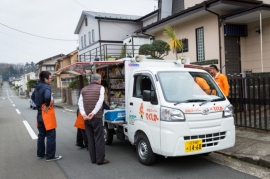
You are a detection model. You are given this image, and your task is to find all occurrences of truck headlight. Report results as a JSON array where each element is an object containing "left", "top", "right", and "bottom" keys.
[
  {"left": 161, "top": 107, "right": 185, "bottom": 122},
  {"left": 223, "top": 104, "right": 234, "bottom": 117}
]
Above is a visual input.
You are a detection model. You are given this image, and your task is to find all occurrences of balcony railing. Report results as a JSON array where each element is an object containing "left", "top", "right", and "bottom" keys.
[{"left": 79, "top": 44, "right": 141, "bottom": 62}]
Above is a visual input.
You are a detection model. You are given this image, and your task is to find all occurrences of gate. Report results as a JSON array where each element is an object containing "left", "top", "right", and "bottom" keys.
[{"left": 228, "top": 76, "right": 270, "bottom": 131}]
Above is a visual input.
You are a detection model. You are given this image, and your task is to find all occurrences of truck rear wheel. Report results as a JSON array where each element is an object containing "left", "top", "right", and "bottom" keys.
[
  {"left": 104, "top": 124, "right": 114, "bottom": 145},
  {"left": 136, "top": 133, "right": 156, "bottom": 165}
]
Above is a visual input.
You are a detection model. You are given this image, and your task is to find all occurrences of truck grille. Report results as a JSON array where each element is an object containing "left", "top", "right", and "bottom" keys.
[{"left": 184, "top": 132, "right": 226, "bottom": 148}]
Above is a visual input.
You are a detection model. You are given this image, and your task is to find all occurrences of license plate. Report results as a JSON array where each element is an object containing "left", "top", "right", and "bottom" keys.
[{"left": 185, "top": 139, "right": 202, "bottom": 153}]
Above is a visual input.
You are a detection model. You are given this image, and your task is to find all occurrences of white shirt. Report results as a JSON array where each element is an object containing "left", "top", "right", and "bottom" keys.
[{"left": 78, "top": 86, "right": 105, "bottom": 116}]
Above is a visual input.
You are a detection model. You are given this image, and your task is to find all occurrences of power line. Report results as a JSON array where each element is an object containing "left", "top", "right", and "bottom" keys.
[
  {"left": 0, "top": 40, "right": 42, "bottom": 58},
  {"left": 0, "top": 22, "right": 77, "bottom": 41},
  {"left": 0, "top": 31, "right": 73, "bottom": 51}
]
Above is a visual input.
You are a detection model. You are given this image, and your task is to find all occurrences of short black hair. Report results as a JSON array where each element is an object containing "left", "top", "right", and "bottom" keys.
[
  {"left": 39, "top": 71, "right": 51, "bottom": 82},
  {"left": 209, "top": 64, "right": 219, "bottom": 72}
]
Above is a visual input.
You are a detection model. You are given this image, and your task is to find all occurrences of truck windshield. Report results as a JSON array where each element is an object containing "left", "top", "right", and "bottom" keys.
[{"left": 157, "top": 71, "right": 225, "bottom": 103}]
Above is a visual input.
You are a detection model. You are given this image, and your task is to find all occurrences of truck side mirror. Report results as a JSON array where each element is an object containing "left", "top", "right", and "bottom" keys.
[
  {"left": 143, "top": 90, "right": 158, "bottom": 105},
  {"left": 142, "top": 90, "right": 151, "bottom": 102}
]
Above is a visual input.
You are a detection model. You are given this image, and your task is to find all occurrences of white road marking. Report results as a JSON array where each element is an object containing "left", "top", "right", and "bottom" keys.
[
  {"left": 12, "top": 104, "right": 15, "bottom": 107},
  {"left": 15, "top": 109, "right": 21, "bottom": 114},
  {"left": 23, "top": 120, "right": 38, "bottom": 139}
]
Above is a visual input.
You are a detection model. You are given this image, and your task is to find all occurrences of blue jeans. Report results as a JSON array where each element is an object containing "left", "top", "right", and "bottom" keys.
[{"left": 37, "top": 114, "right": 56, "bottom": 160}]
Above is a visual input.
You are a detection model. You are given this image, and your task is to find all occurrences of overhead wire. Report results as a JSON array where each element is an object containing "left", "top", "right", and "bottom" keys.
[
  {"left": 0, "top": 40, "right": 43, "bottom": 58},
  {"left": 0, "top": 22, "right": 77, "bottom": 41},
  {"left": 0, "top": 31, "right": 73, "bottom": 51}
]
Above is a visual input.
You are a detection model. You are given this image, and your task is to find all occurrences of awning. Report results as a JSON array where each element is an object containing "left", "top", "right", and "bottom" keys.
[
  {"left": 55, "top": 62, "right": 91, "bottom": 76},
  {"left": 223, "top": 5, "right": 270, "bottom": 23}
]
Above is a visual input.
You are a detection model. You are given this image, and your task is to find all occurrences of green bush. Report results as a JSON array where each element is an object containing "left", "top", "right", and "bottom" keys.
[
  {"left": 139, "top": 40, "right": 170, "bottom": 59},
  {"left": 119, "top": 43, "right": 127, "bottom": 59},
  {"left": 26, "top": 80, "right": 37, "bottom": 91}
]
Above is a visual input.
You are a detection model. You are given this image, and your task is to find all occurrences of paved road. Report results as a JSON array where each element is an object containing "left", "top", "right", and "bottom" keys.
[{"left": 1, "top": 82, "right": 269, "bottom": 179}]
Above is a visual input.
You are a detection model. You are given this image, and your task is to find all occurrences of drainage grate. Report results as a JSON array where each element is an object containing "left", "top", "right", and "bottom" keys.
[{"left": 184, "top": 132, "right": 226, "bottom": 148}]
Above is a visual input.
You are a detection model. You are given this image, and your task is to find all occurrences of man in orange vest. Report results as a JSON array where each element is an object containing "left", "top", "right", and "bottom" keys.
[
  {"left": 209, "top": 65, "right": 230, "bottom": 97},
  {"left": 78, "top": 73, "right": 110, "bottom": 165},
  {"left": 31, "top": 71, "right": 62, "bottom": 161}
]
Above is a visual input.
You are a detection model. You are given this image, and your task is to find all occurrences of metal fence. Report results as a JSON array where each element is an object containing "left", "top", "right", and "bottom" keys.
[{"left": 228, "top": 76, "right": 270, "bottom": 131}]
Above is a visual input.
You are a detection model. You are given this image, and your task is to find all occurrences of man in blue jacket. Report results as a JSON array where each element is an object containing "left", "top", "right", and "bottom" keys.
[{"left": 31, "top": 71, "right": 62, "bottom": 161}]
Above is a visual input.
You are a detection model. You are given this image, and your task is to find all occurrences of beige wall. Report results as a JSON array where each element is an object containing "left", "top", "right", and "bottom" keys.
[
  {"left": 154, "top": 14, "right": 219, "bottom": 62},
  {"left": 184, "top": 0, "right": 203, "bottom": 9},
  {"left": 143, "top": 15, "right": 158, "bottom": 27},
  {"left": 241, "top": 17, "right": 270, "bottom": 73}
]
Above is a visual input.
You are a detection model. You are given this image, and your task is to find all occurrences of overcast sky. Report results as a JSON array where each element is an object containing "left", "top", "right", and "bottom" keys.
[{"left": 0, "top": 0, "right": 158, "bottom": 64}]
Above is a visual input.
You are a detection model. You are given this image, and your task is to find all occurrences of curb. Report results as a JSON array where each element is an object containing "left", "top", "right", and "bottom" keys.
[
  {"left": 54, "top": 104, "right": 76, "bottom": 113},
  {"left": 216, "top": 151, "right": 270, "bottom": 169}
]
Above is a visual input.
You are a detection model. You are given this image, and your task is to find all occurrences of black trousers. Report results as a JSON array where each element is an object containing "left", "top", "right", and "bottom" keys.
[
  {"left": 76, "top": 128, "right": 88, "bottom": 146},
  {"left": 84, "top": 118, "right": 105, "bottom": 163}
]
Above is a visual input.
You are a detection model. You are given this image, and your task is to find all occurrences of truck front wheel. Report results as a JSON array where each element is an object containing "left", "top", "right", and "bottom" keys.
[
  {"left": 104, "top": 124, "right": 114, "bottom": 145},
  {"left": 136, "top": 133, "right": 156, "bottom": 165}
]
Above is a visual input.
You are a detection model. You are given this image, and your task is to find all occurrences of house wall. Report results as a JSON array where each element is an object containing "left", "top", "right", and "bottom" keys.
[
  {"left": 100, "top": 21, "right": 142, "bottom": 40},
  {"left": 143, "top": 14, "right": 158, "bottom": 27},
  {"left": 154, "top": 14, "right": 219, "bottom": 62},
  {"left": 241, "top": 17, "right": 270, "bottom": 72},
  {"left": 78, "top": 16, "right": 99, "bottom": 50},
  {"left": 70, "top": 52, "right": 78, "bottom": 63},
  {"left": 62, "top": 57, "right": 71, "bottom": 67},
  {"left": 263, "top": 0, "right": 270, "bottom": 4},
  {"left": 184, "top": 0, "right": 203, "bottom": 9}
]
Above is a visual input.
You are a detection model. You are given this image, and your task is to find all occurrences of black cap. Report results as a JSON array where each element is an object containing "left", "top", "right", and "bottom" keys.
[{"left": 209, "top": 64, "right": 219, "bottom": 72}]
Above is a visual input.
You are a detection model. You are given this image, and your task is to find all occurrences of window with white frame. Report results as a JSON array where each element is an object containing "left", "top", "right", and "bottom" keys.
[
  {"left": 88, "top": 31, "right": 91, "bottom": 44},
  {"left": 92, "top": 29, "right": 95, "bottom": 42},
  {"left": 196, "top": 27, "right": 205, "bottom": 62},
  {"left": 46, "top": 66, "right": 55, "bottom": 71},
  {"left": 81, "top": 36, "right": 83, "bottom": 48},
  {"left": 84, "top": 35, "right": 86, "bottom": 47}
]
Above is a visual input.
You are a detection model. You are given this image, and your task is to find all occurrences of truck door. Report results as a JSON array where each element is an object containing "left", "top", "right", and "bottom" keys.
[{"left": 128, "top": 72, "right": 160, "bottom": 151}]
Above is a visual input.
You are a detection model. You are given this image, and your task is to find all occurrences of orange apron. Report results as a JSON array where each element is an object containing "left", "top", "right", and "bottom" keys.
[
  {"left": 74, "top": 112, "right": 85, "bottom": 130},
  {"left": 41, "top": 102, "right": 57, "bottom": 130}
]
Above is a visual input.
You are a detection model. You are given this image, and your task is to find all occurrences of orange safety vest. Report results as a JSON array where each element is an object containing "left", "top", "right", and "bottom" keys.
[
  {"left": 41, "top": 102, "right": 57, "bottom": 130},
  {"left": 74, "top": 112, "right": 85, "bottom": 130}
]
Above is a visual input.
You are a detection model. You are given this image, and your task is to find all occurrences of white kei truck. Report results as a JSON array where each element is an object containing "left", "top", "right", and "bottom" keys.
[{"left": 92, "top": 56, "right": 235, "bottom": 165}]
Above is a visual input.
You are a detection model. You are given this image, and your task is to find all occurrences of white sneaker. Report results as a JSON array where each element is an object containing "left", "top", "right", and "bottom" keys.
[{"left": 46, "top": 155, "right": 62, "bottom": 162}]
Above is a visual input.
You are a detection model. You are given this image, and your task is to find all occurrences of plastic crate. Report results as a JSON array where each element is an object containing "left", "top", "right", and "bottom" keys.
[{"left": 104, "top": 110, "right": 125, "bottom": 121}]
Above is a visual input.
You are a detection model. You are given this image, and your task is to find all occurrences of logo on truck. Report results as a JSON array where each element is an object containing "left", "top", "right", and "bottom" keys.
[
  {"left": 139, "top": 103, "right": 144, "bottom": 119},
  {"left": 202, "top": 108, "right": 210, "bottom": 115},
  {"left": 128, "top": 63, "right": 139, "bottom": 67}
]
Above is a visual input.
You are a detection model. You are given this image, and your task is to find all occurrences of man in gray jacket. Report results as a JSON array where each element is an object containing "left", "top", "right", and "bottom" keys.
[{"left": 78, "top": 73, "right": 109, "bottom": 165}]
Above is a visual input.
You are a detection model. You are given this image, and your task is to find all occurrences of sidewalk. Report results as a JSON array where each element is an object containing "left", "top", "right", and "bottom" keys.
[{"left": 54, "top": 99, "right": 270, "bottom": 169}]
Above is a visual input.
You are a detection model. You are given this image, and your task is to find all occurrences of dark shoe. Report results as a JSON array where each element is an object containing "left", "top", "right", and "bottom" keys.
[
  {"left": 76, "top": 143, "right": 86, "bottom": 148},
  {"left": 46, "top": 155, "right": 62, "bottom": 162},
  {"left": 92, "top": 161, "right": 96, "bottom": 163},
  {"left": 97, "top": 159, "right": 110, "bottom": 165},
  {"left": 37, "top": 156, "right": 45, "bottom": 159}
]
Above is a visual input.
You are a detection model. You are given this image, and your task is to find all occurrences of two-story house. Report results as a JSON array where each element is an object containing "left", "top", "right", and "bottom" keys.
[
  {"left": 135, "top": 0, "right": 270, "bottom": 75},
  {"left": 74, "top": 10, "right": 159, "bottom": 62},
  {"left": 55, "top": 50, "right": 79, "bottom": 88},
  {"left": 20, "top": 72, "right": 37, "bottom": 92},
  {"left": 35, "top": 54, "right": 65, "bottom": 78}
]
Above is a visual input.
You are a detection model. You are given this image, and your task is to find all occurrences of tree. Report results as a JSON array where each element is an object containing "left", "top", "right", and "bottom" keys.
[
  {"left": 152, "top": 40, "right": 170, "bottom": 59},
  {"left": 163, "top": 25, "right": 183, "bottom": 60},
  {"left": 26, "top": 80, "right": 37, "bottom": 91},
  {"left": 139, "top": 40, "right": 170, "bottom": 59},
  {"left": 139, "top": 44, "right": 153, "bottom": 56}
]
